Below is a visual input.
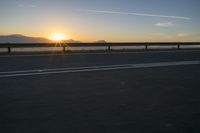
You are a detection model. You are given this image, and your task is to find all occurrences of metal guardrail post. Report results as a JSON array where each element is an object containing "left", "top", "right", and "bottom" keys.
[
  {"left": 145, "top": 43, "right": 148, "bottom": 50},
  {"left": 8, "top": 47, "right": 11, "bottom": 53},
  {"left": 108, "top": 44, "right": 111, "bottom": 51},
  {"left": 177, "top": 43, "right": 180, "bottom": 49},
  {"left": 63, "top": 46, "right": 66, "bottom": 52}
]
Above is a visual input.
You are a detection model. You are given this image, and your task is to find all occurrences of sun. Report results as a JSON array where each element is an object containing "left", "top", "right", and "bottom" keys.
[{"left": 51, "top": 33, "right": 66, "bottom": 41}]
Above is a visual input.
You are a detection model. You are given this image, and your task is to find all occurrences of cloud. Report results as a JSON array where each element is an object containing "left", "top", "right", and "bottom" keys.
[
  {"left": 77, "top": 9, "right": 191, "bottom": 20},
  {"left": 151, "top": 33, "right": 174, "bottom": 39},
  {"left": 151, "top": 33, "right": 190, "bottom": 39},
  {"left": 18, "top": 4, "right": 25, "bottom": 7},
  {"left": 151, "top": 33, "right": 165, "bottom": 36},
  {"left": 28, "top": 5, "right": 37, "bottom": 8},
  {"left": 18, "top": 4, "right": 37, "bottom": 8},
  {"left": 155, "top": 22, "right": 175, "bottom": 27},
  {"left": 177, "top": 33, "right": 189, "bottom": 37}
]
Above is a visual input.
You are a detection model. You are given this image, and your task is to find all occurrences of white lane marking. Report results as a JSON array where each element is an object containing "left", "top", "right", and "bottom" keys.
[
  {"left": 0, "top": 64, "right": 135, "bottom": 74},
  {"left": 0, "top": 49, "right": 200, "bottom": 58},
  {"left": 0, "top": 61, "right": 199, "bottom": 78}
]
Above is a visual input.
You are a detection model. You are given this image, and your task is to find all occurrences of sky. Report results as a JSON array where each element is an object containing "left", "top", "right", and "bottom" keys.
[{"left": 0, "top": 0, "right": 200, "bottom": 42}]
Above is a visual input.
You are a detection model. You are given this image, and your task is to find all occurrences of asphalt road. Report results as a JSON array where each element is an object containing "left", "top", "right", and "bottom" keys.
[{"left": 0, "top": 50, "right": 200, "bottom": 133}]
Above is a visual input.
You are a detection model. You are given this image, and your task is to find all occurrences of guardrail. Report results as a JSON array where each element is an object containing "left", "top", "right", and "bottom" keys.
[{"left": 0, "top": 42, "right": 200, "bottom": 53}]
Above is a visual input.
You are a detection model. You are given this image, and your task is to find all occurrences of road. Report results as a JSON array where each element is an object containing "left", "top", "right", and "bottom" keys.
[{"left": 0, "top": 50, "right": 200, "bottom": 133}]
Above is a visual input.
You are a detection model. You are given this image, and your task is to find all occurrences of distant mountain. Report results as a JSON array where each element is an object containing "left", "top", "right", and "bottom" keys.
[
  {"left": 93, "top": 40, "right": 107, "bottom": 43},
  {"left": 0, "top": 34, "right": 52, "bottom": 43},
  {"left": 64, "top": 39, "right": 82, "bottom": 43},
  {"left": 0, "top": 34, "right": 106, "bottom": 44}
]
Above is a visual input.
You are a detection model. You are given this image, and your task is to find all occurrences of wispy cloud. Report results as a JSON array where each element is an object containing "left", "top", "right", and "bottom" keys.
[
  {"left": 18, "top": 4, "right": 25, "bottom": 7},
  {"left": 28, "top": 5, "right": 37, "bottom": 8},
  {"left": 77, "top": 9, "right": 191, "bottom": 20},
  {"left": 18, "top": 4, "right": 37, "bottom": 8},
  {"left": 152, "top": 32, "right": 190, "bottom": 38},
  {"left": 155, "top": 22, "right": 175, "bottom": 27},
  {"left": 77, "top": 10, "right": 191, "bottom": 20},
  {"left": 177, "top": 33, "right": 189, "bottom": 37}
]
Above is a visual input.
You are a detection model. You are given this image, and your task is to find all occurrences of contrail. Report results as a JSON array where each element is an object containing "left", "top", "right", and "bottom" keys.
[{"left": 77, "top": 9, "right": 191, "bottom": 20}]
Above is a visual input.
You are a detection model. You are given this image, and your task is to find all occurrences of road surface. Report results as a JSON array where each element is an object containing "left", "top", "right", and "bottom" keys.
[{"left": 0, "top": 50, "right": 200, "bottom": 133}]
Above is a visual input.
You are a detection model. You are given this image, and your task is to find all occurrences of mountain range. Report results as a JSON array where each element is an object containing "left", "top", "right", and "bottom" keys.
[
  {"left": 0, "top": 34, "right": 51, "bottom": 43},
  {"left": 0, "top": 34, "right": 106, "bottom": 43}
]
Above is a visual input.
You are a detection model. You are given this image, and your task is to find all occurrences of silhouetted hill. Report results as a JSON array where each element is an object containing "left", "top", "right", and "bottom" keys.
[
  {"left": 0, "top": 34, "right": 52, "bottom": 43},
  {"left": 93, "top": 40, "right": 107, "bottom": 43},
  {"left": 64, "top": 39, "right": 82, "bottom": 43},
  {"left": 0, "top": 34, "right": 107, "bottom": 44}
]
